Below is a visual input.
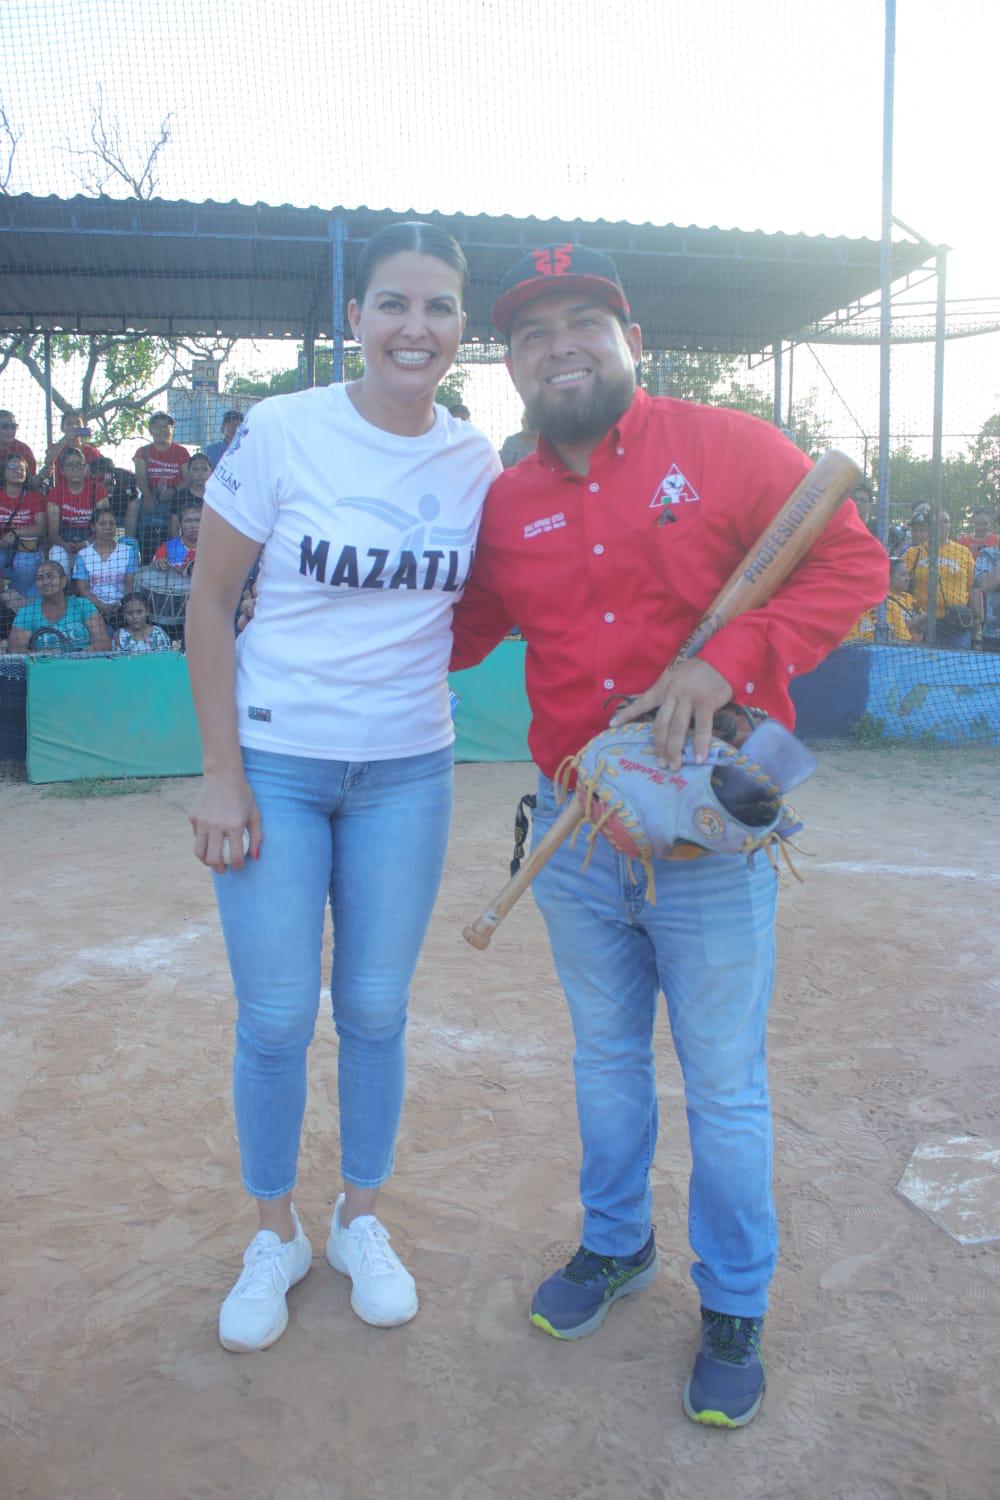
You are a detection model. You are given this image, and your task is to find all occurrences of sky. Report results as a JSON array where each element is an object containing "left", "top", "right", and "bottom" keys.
[{"left": 2, "top": 0, "right": 998, "bottom": 461}]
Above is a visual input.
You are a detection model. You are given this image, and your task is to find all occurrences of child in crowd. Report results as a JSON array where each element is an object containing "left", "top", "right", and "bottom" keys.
[{"left": 113, "top": 591, "right": 173, "bottom": 654}]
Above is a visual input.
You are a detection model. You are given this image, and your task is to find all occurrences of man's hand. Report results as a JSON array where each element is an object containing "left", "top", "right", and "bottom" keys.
[{"left": 610, "top": 658, "right": 733, "bottom": 769}]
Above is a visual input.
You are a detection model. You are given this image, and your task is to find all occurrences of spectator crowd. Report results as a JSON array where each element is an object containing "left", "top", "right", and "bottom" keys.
[
  {"left": 2, "top": 401, "right": 996, "bottom": 659},
  {"left": 0, "top": 406, "right": 243, "bottom": 654},
  {"left": 845, "top": 491, "right": 1000, "bottom": 651}
]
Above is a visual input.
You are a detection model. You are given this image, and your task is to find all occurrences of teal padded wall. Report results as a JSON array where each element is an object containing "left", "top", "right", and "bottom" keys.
[{"left": 24, "top": 642, "right": 532, "bottom": 783}]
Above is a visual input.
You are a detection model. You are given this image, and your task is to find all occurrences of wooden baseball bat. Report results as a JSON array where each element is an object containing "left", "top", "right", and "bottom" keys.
[{"left": 462, "top": 448, "right": 862, "bottom": 950}]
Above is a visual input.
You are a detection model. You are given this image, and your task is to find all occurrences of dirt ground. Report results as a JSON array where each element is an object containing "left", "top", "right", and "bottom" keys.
[{"left": 3, "top": 747, "right": 1000, "bottom": 1500}]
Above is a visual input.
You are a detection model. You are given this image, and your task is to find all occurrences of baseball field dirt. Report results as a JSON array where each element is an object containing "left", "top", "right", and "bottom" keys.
[{"left": 3, "top": 746, "right": 999, "bottom": 1499}]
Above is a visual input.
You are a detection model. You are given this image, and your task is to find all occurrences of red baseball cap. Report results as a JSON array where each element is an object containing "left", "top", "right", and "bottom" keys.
[{"left": 491, "top": 243, "right": 631, "bottom": 338}]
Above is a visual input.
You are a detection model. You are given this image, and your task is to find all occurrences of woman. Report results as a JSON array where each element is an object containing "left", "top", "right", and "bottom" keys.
[
  {"left": 8, "top": 559, "right": 111, "bottom": 653},
  {"left": 42, "top": 410, "right": 102, "bottom": 476},
  {"left": 186, "top": 222, "right": 499, "bottom": 1354},
  {"left": 46, "top": 447, "right": 109, "bottom": 573},
  {"left": 0, "top": 453, "right": 47, "bottom": 599},
  {"left": 72, "top": 507, "right": 138, "bottom": 632}
]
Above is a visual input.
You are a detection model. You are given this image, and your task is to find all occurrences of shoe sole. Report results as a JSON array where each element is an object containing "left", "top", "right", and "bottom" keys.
[
  {"left": 529, "top": 1249, "right": 659, "bottom": 1340},
  {"left": 682, "top": 1376, "right": 765, "bottom": 1429},
  {"left": 218, "top": 1254, "right": 312, "bottom": 1354},
  {"left": 325, "top": 1243, "right": 419, "bottom": 1328}
]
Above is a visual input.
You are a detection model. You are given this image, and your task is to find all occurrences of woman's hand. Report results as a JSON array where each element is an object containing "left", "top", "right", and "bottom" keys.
[{"left": 188, "top": 771, "right": 262, "bottom": 873}]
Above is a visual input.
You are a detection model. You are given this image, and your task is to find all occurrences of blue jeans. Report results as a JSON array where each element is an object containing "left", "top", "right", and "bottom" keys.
[
  {"left": 531, "top": 773, "right": 779, "bottom": 1317},
  {"left": 1, "top": 544, "right": 40, "bottom": 598},
  {"left": 213, "top": 744, "right": 453, "bottom": 1198}
]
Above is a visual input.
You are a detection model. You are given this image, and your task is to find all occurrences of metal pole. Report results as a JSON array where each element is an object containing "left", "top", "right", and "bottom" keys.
[
  {"left": 331, "top": 215, "right": 346, "bottom": 383},
  {"left": 43, "top": 332, "right": 53, "bottom": 449},
  {"left": 876, "top": 0, "right": 896, "bottom": 549},
  {"left": 786, "top": 342, "right": 795, "bottom": 432},
  {"left": 924, "top": 247, "right": 948, "bottom": 648},
  {"left": 303, "top": 325, "right": 316, "bottom": 388},
  {"left": 772, "top": 341, "right": 782, "bottom": 427}
]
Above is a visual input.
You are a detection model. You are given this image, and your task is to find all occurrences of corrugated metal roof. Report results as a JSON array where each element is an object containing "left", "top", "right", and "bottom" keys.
[{"left": 0, "top": 195, "right": 935, "bottom": 350}]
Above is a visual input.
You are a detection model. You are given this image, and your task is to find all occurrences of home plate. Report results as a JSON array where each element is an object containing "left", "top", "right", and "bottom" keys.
[{"left": 896, "top": 1136, "right": 1000, "bottom": 1244}]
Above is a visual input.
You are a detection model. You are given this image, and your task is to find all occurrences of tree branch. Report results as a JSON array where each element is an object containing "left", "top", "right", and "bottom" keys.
[
  {"left": 72, "top": 86, "right": 173, "bottom": 200},
  {"left": 0, "top": 101, "right": 20, "bottom": 195}
]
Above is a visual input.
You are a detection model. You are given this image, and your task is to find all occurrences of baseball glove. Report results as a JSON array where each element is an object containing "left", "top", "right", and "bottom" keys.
[{"left": 553, "top": 716, "right": 808, "bottom": 899}]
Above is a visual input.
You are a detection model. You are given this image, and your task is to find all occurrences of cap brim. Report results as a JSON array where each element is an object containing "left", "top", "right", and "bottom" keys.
[{"left": 491, "top": 275, "right": 630, "bottom": 336}]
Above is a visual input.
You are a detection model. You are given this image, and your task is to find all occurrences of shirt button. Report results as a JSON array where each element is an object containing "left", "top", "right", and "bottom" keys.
[
  {"left": 603, "top": 611, "right": 615, "bottom": 623},
  {"left": 603, "top": 678, "right": 615, "bottom": 690},
  {"left": 588, "top": 482, "right": 600, "bottom": 493},
  {"left": 616, "top": 446, "right": 625, "bottom": 456},
  {"left": 746, "top": 682, "right": 755, "bottom": 693},
  {"left": 593, "top": 543, "right": 605, "bottom": 555},
  {"left": 787, "top": 664, "right": 795, "bottom": 674}
]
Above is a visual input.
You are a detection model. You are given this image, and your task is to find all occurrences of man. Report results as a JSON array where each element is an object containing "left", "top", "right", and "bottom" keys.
[
  {"left": 451, "top": 244, "right": 887, "bottom": 1428},
  {"left": 902, "top": 508, "right": 975, "bottom": 649},
  {"left": 0, "top": 411, "right": 37, "bottom": 476},
  {"left": 204, "top": 409, "right": 244, "bottom": 470}
]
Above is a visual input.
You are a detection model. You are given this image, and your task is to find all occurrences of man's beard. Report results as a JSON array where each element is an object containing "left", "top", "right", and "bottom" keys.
[{"left": 524, "top": 365, "right": 636, "bottom": 449}]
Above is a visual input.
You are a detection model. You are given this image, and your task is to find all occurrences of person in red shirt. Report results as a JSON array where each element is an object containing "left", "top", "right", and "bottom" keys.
[
  {"left": 42, "top": 410, "right": 102, "bottom": 475},
  {"left": 46, "top": 447, "right": 109, "bottom": 572},
  {"left": 0, "top": 411, "right": 38, "bottom": 476},
  {"left": 133, "top": 411, "right": 191, "bottom": 503},
  {"left": 451, "top": 245, "right": 887, "bottom": 1429},
  {"left": 0, "top": 453, "right": 47, "bottom": 598},
  {"left": 957, "top": 508, "right": 998, "bottom": 561}
]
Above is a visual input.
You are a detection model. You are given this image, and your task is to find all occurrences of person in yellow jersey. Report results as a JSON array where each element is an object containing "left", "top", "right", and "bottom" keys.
[
  {"left": 846, "top": 557, "right": 925, "bottom": 644},
  {"left": 903, "top": 510, "right": 974, "bottom": 648}
]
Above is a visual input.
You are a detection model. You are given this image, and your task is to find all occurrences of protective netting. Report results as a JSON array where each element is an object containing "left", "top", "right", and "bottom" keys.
[{"left": 1, "top": 0, "right": 997, "bottom": 773}]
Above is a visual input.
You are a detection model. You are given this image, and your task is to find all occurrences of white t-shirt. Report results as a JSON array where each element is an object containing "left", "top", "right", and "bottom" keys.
[
  {"left": 204, "top": 383, "right": 500, "bottom": 760},
  {"left": 72, "top": 538, "right": 139, "bottom": 603}
]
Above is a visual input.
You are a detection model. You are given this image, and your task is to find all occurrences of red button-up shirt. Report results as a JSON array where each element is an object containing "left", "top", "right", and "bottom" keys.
[{"left": 451, "top": 389, "right": 887, "bottom": 778}]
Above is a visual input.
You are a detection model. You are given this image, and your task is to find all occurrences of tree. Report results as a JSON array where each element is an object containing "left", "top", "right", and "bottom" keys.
[
  {"left": 0, "top": 93, "right": 233, "bottom": 440},
  {"left": 640, "top": 350, "right": 830, "bottom": 457},
  {"left": 970, "top": 414, "right": 1000, "bottom": 512},
  {"left": 227, "top": 347, "right": 469, "bottom": 406},
  {"left": 869, "top": 443, "right": 979, "bottom": 526}
]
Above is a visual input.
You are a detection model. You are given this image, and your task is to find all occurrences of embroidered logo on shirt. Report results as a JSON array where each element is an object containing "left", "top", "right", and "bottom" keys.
[
  {"left": 649, "top": 465, "right": 700, "bottom": 512},
  {"left": 523, "top": 512, "right": 567, "bottom": 540},
  {"left": 248, "top": 706, "right": 271, "bottom": 722}
]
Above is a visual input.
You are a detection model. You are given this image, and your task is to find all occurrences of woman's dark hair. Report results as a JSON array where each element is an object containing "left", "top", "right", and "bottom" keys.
[
  {"left": 353, "top": 222, "right": 469, "bottom": 308},
  {"left": 59, "top": 446, "right": 86, "bottom": 468},
  {"left": 122, "top": 590, "right": 152, "bottom": 615},
  {"left": 187, "top": 452, "right": 212, "bottom": 469},
  {"left": 37, "top": 559, "right": 68, "bottom": 586}
]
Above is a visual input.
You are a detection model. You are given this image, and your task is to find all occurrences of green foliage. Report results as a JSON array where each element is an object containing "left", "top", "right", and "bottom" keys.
[
  {"left": 1, "top": 330, "right": 223, "bottom": 444},
  {"left": 227, "top": 346, "right": 469, "bottom": 408},
  {"left": 970, "top": 414, "right": 1000, "bottom": 512},
  {"left": 871, "top": 443, "right": 979, "bottom": 527},
  {"left": 639, "top": 350, "right": 829, "bottom": 457},
  {"left": 849, "top": 712, "right": 887, "bottom": 747}
]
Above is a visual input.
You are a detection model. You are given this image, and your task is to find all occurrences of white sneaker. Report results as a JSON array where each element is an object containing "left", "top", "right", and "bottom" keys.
[
  {"left": 218, "top": 1206, "right": 313, "bottom": 1352},
  {"left": 325, "top": 1195, "right": 418, "bottom": 1327}
]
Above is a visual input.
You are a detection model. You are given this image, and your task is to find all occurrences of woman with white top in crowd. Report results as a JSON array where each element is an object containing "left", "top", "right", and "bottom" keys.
[
  {"left": 186, "top": 222, "right": 499, "bottom": 1354},
  {"left": 72, "top": 507, "right": 138, "bottom": 632}
]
